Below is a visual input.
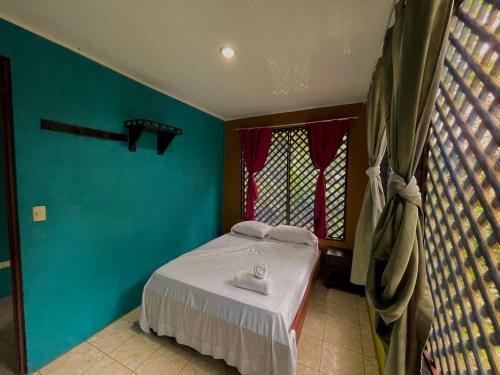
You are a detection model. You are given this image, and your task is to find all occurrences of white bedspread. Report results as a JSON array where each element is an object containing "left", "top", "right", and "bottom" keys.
[{"left": 139, "top": 233, "right": 319, "bottom": 375}]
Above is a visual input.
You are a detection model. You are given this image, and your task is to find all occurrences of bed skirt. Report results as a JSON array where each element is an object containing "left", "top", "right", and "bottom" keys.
[{"left": 139, "top": 290, "right": 297, "bottom": 375}]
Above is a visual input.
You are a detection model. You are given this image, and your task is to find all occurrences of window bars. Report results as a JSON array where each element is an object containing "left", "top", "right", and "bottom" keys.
[
  {"left": 423, "top": 0, "right": 499, "bottom": 373},
  {"left": 241, "top": 128, "right": 349, "bottom": 241}
]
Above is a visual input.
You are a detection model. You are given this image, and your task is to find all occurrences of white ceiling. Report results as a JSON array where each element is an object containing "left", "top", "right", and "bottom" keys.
[{"left": 0, "top": 0, "right": 393, "bottom": 120}]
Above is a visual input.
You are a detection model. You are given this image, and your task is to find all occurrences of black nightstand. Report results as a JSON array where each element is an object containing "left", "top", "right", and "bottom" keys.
[{"left": 324, "top": 247, "right": 364, "bottom": 296}]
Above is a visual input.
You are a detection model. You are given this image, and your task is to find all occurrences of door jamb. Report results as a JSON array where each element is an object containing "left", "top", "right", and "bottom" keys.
[{"left": 1, "top": 55, "right": 27, "bottom": 374}]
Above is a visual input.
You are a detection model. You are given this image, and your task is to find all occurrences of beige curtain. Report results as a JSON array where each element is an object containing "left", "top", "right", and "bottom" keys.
[
  {"left": 350, "top": 57, "right": 387, "bottom": 286},
  {"left": 365, "top": 0, "right": 454, "bottom": 374}
]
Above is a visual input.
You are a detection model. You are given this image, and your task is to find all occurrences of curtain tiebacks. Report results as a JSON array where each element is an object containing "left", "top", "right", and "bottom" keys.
[
  {"left": 388, "top": 173, "right": 422, "bottom": 207},
  {"left": 366, "top": 165, "right": 381, "bottom": 179}
]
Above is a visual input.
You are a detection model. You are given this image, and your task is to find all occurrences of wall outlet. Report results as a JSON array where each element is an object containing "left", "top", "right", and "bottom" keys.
[{"left": 32, "top": 206, "right": 46, "bottom": 222}]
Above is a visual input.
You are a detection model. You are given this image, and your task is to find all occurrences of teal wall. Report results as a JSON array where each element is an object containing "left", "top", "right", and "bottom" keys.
[
  {"left": 0, "top": 19, "right": 224, "bottom": 371},
  {"left": 0, "top": 268, "right": 11, "bottom": 299}
]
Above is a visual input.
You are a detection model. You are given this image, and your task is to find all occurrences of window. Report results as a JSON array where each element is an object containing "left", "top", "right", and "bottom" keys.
[
  {"left": 241, "top": 127, "right": 349, "bottom": 240},
  {"left": 423, "top": 0, "right": 499, "bottom": 374}
]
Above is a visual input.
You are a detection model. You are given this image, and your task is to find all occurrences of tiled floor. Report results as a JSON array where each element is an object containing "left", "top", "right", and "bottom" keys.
[
  {"left": 0, "top": 296, "right": 18, "bottom": 375},
  {"left": 298, "top": 282, "right": 379, "bottom": 375},
  {"left": 31, "top": 282, "right": 379, "bottom": 375}
]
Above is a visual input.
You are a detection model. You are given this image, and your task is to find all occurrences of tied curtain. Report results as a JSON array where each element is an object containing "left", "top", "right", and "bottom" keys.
[
  {"left": 351, "top": 58, "right": 388, "bottom": 286},
  {"left": 365, "top": 1, "right": 454, "bottom": 374},
  {"left": 307, "top": 120, "right": 351, "bottom": 238},
  {"left": 240, "top": 128, "right": 273, "bottom": 221}
]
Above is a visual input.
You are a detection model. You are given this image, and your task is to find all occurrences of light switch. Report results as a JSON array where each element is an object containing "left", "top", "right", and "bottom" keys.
[{"left": 32, "top": 206, "right": 46, "bottom": 222}]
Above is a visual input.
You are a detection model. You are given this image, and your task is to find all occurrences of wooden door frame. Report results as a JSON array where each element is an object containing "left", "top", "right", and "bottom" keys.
[{"left": 0, "top": 56, "right": 27, "bottom": 374}]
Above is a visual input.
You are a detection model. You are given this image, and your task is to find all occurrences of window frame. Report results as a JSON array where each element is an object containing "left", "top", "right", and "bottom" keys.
[{"left": 240, "top": 126, "right": 350, "bottom": 241}]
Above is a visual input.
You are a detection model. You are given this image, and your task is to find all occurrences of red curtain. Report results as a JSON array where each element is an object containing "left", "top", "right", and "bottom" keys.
[
  {"left": 307, "top": 120, "right": 351, "bottom": 238},
  {"left": 240, "top": 128, "right": 273, "bottom": 220}
]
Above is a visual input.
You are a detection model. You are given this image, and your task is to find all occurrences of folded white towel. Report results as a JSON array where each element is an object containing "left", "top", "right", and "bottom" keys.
[
  {"left": 253, "top": 262, "right": 268, "bottom": 279},
  {"left": 234, "top": 270, "right": 272, "bottom": 295}
]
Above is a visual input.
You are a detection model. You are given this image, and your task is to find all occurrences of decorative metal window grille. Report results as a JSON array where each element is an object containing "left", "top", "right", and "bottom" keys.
[
  {"left": 241, "top": 128, "right": 348, "bottom": 240},
  {"left": 424, "top": 0, "right": 499, "bottom": 374}
]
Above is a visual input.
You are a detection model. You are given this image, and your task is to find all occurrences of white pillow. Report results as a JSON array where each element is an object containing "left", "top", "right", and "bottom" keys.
[
  {"left": 267, "top": 225, "right": 318, "bottom": 245},
  {"left": 231, "top": 221, "right": 273, "bottom": 239}
]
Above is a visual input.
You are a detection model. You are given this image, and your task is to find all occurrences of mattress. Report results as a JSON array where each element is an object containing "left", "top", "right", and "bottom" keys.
[{"left": 139, "top": 232, "right": 319, "bottom": 375}]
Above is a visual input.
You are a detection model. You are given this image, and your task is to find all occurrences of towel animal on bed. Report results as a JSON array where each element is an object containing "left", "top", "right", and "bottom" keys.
[{"left": 234, "top": 262, "right": 272, "bottom": 295}]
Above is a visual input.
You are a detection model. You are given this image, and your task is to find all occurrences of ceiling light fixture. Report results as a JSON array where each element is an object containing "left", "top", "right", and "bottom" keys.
[{"left": 220, "top": 47, "right": 236, "bottom": 58}]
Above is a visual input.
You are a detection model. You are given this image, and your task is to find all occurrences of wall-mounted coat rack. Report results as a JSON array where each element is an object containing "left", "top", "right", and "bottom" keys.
[
  {"left": 41, "top": 118, "right": 182, "bottom": 155},
  {"left": 41, "top": 119, "right": 127, "bottom": 142}
]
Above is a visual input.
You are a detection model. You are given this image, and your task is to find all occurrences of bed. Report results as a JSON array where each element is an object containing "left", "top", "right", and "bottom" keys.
[{"left": 139, "top": 231, "right": 320, "bottom": 375}]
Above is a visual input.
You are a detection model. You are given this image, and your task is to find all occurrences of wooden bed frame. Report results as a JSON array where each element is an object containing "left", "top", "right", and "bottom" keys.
[{"left": 290, "top": 251, "right": 321, "bottom": 341}]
